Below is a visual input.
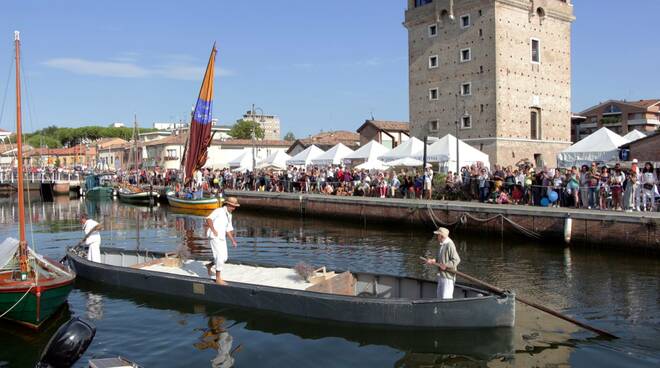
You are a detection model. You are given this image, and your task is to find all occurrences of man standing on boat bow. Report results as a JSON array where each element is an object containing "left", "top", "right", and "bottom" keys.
[
  {"left": 80, "top": 213, "right": 102, "bottom": 263},
  {"left": 425, "top": 227, "right": 461, "bottom": 299},
  {"left": 205, "top": 197, "right": 240, "bottom": 285}
]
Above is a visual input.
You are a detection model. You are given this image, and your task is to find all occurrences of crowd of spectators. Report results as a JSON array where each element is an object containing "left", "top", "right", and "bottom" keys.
[{"left": 185, "top": 159, "right": 659, "bottom": 212}]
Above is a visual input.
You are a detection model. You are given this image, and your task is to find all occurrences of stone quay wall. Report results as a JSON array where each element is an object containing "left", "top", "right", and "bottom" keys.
[{"left": 225, "top": 191, "right": 659, "bottom": 253}]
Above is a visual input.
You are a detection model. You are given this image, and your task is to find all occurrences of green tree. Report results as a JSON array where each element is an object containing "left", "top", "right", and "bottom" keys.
[
  {"left": 283, "top": 131, "right": 296, "bottom": 141},
  {"left": 26, "top": 135, "right": 60, "bottom": 148},
  {"left": 228, "top": 120, "right": 265, "bottom": 140}
]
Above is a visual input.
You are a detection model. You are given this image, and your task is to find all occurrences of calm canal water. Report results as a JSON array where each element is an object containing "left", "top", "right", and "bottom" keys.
[{"left": 0, "top": 196, "right": 658, "bottom": 367}]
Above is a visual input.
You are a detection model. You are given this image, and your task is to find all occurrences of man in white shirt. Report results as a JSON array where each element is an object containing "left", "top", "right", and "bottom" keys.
[
  {"left": 205, "top": 197, "right": 240, "bottom": 285},
  {"left": 80, "top": 213, "right": 102, "bottom": 262}
]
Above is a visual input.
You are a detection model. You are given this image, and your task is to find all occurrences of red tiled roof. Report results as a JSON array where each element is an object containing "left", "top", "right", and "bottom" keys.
[
  {"left": 357, "top": 120, "right": 409, "bottom": 133},
  {"left": 625, "top": 99, "right": 660, "bottom": 109}
]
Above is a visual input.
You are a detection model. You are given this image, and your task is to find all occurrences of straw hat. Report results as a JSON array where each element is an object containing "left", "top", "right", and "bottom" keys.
[
  {"left": 224, "top": 197, "right": 240, "bottom": 207},
  {"left": 433, "top": 227, "right": 449, "bottom": 236}
]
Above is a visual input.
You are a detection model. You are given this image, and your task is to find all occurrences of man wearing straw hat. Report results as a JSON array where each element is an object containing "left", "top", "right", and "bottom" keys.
[
  {"left": 205, "top": 197, "right": 240, "bottom": 285},
  {"left": 425, "top": 227, "right": 461, "bottom": 299}
]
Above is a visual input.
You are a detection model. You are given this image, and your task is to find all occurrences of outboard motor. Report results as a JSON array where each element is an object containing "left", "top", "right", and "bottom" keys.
[{"left": 36, "top": 317, "right": 96, "bottom": 368}]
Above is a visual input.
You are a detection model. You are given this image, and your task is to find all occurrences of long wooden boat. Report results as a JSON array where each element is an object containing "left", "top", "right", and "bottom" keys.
[
  {"left": 66, "top": 247, "right": 515, "bottom": 329},
  {"left": 166, "top": 192, "right": 222, "bottom": 210}
]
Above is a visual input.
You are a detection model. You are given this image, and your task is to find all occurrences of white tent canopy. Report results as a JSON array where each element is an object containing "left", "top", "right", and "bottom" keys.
[
  {"left": 310, "top": 143, "right": 354, "bottom": 165},
  {"left": 228, "top": 151, "right": 253, "bottom": 171},
  {"left": 622, "top": 129, "right": 646, "bottom": 142},
  {"left": 385, "top": 157, "right": 424, "bottom": 167},
  {"left": 256, "top": 151, "right": 291, "bottom": 170},
  {"left": 557, "top": 127, "right": 629, "bottom": 167},
  {"left": 343, "top": 140, "right": 389, "bottom": 163},
  {"left": 285, "top": 145, "right": 324, "bottom": 166},
  {"left": 413, "top": 134, "right": 489, "bottom": 169},
  {"left": 355, "top": 159, "right": 390, "bottom": 171},
  {"left": 378, "top": 137, "right": 426, "bottom": 162}
]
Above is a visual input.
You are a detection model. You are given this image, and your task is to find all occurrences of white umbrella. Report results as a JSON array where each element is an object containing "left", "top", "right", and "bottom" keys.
[
  {"left": 355, "top": 159, "right": 390, "bottom": 171},
  {"left": 286, "top": 145, "right": 324, "bottom": 166},
  {"left": 378, "top": 137, "right": 426, "bottom": 162},
  {"left": 385, "top": 157, "right": 424, "bottom": 167}
]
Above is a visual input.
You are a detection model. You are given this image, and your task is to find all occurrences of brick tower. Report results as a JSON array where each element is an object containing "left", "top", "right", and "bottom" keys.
[{"left": 404, "top": 0, "right": 575, "bottom": 167}]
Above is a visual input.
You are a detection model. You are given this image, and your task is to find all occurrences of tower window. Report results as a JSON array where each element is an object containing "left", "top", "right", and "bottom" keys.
[
  {"left": 428, "top": 24, "right": 438, "bottom": 37},
  {"left": 460, "top": 48, "right": 471, "bottom": 62},
  {"left": 530, "top": 109, "right": 541, "bottom": 139},
  {"left": 429, "top": 120, "right": 439, "bottom": 132},
  {"left": 429, "top": 88, "right": 439, "bottom": 100},
  {"left": 479, "top": 28, "right": 483, "bottom": 37},
  {"left": 531, "top": 38, "right": 540, "bottom": 63},
  {"left": 460, "top": 82, "right": 471, "bottom": 96},
  {"left": 429, "top": 55, "right": 439, "bottom": 68},
  {"left": 415, "top": 0, "right": 433, "bottom": 7},
  {"left": 461, "top": 115, "right": 472, "bottom": 129},
  {"left": 460, "top": 14, "right": 471, "bottom": 29}
]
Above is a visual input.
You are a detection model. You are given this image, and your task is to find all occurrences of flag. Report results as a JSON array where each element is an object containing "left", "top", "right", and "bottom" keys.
[{"left": 184, "top": 44, "right": 217, "bottom": 184}]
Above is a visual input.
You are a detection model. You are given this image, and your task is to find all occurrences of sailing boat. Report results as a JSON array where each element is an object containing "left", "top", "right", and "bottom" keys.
[
  {"left": 166, "top": 44, "right": 222, "bottom": 211},
  {"left": 0, "top": 31, "right": 75, "bottom": 329},
  {"left": 117, "top": 116, "right": 159, "bottom": 205}
]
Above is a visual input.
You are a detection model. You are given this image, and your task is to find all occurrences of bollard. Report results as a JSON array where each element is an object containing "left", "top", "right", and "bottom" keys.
[{"left": 564, "top": 215, "right": 572, "bottom": 244}]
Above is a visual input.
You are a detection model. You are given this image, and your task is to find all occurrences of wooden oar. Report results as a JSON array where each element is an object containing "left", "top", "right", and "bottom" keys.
[{"left": 419, "top": 256, "right": 617, "bottom": 339}]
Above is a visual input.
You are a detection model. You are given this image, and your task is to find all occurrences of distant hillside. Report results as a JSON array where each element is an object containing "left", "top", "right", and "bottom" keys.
[{"left": 10, "top": 125, "right": 157, "bottom": 148}]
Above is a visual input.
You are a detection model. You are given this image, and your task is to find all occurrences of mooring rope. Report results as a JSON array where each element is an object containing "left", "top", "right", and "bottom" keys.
[{"left": 425, "top": 204, "right": 542, "bottom": 239}]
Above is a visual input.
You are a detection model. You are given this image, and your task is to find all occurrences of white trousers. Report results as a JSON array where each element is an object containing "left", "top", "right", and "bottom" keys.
[
  {"left": 87, "top": 240, "right": 101, "bottom": 263},
  {"left": 210, "top": 238, "right": 228, "bottom": 272},
  {"left": 437, "top": 277, "right": 455, "bottom": 299}
]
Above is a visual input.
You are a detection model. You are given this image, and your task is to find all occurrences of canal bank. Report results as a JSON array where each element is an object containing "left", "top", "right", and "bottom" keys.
[{"left": 225, "top": 191, "right": 660, "bottom": 252}]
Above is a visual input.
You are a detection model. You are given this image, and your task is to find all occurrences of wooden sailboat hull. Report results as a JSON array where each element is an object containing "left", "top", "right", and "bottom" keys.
[
  {"left": 0, "top": 282, "right": 73, "bottom": 328},
  {"left": 166, "top": 193, "right": 222, "bottom": 210}
]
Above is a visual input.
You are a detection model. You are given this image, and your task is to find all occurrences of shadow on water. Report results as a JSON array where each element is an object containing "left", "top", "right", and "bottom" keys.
[{"left": 74, "top": 278, "right": 515, "bottom": 363}]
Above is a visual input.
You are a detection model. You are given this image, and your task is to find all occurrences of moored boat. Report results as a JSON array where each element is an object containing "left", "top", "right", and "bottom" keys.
[
  {"left": 166, "top": 192, "right": 222, "bottom": 210},
  {"left": 0, "top": 31, "right": 75, "bottom": 329},
  {"left": 66, "top": 247, "right": 515, "bottom": 329},
  {"left": 117, "top": 188, "right": 159, "bottom": 205},
  {"left": 83, "top": 174, "right": 115, "bottom": 198}
]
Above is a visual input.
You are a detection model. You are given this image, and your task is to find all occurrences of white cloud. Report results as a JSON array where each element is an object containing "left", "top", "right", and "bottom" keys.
[{"left": 42, "top": 55, "right": 234, "bottom": 80}]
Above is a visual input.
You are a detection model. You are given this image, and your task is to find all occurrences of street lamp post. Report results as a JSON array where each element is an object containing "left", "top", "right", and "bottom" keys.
[{"left": 250, "top": 104, "right": 265, "bottom": 173}]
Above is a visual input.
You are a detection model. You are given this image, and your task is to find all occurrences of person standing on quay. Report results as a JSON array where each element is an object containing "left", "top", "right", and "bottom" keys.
[
  {"left": 80, "top": 213, "right": 102, "bottom": 263},
  {"left": 425, "top": 227, "right": 461, "bottom": 299},
  {"left": 205, "top": 197, "right": 240, "bottom": 285}
]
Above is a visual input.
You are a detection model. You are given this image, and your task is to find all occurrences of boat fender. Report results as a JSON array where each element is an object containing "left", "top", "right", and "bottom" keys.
[
  {"left": 36, "top": 317, "right": 96, "bottom": 368},
  {"left": 564, "top": 215, "right": 572, "bottom": 244}
]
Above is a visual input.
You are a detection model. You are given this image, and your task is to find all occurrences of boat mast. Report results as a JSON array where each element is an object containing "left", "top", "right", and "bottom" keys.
[
  {"left": 14, "top": 31, "right": 28, "bottom": 276},
  {"left": 133, "top": 114, "right": 138, "bottom": 184}
]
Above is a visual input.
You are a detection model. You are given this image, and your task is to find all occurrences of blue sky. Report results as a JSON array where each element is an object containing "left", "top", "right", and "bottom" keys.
[{"left": 0, "top": 0, "right": 658, "bottom": 138}]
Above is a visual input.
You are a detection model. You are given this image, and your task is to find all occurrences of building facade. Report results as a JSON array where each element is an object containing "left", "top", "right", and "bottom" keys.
[
  {"left": 573, "top": 99, "right": 660, "bottom": 142},
  {"left": 356, "top": 120, "right": 410, "bottom": 148},
  {"left": 405, "top": 0, "right": 574, "bottom": 167},
  {"left": 242, "top": 111, "right": 281, "bottom": 141}
]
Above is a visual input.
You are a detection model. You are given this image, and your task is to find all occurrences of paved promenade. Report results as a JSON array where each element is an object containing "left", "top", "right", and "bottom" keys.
[{"left": 226, "top": 190, "right": 660, "bottom": 252}]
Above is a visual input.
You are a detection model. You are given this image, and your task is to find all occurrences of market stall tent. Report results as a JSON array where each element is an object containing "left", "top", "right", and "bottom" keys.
[
  {"left": 285, "top": 145, "right": 324, "bottom": 166},
  {"left": 556, "top": 127, "right": 629, "bottom": 167},
  {"left": 378, "top": 137, "right": 426, "bottom": 162},
  {"left": 310, "top": 143, "right": 354, "bottom": 165},
  {"left": 622, "top": 129, "right": 646, "bottom": 142},
  {"left": 256, "top": 151, "right": 291, "bottom": 170},
  {"left": 412, "top": 134, "right": 487, "bottom": 168},
  {"left": 343, "top": 140, "right": 389, "bottom": 164}
]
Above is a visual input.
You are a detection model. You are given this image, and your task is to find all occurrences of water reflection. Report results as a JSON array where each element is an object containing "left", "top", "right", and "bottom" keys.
[
  {"left": 194, "top": 315, "right": 238, "bottom": 368},
  {"left": 0, "top": 198, "right": 657, "bottom": 367},
  {"left": 86, "top": 292, "right": 104, "bottom": 321}
]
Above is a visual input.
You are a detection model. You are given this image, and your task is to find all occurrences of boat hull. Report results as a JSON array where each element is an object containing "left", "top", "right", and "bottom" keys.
[
  {"left": 85, "top": 186, "right": 114, "bottom": 198},
  {"left": 117, "top": 191, "right": 159, "bottom": 205},
  {"left": 166, "top": 194, "right": 221, "bottom": 210},
  {"left": 67, "top": 248, "right": 515, "bottom": 329}
]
